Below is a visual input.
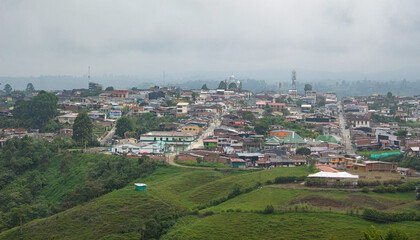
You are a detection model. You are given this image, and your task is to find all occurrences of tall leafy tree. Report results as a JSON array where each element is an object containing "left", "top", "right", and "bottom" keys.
[
  {"left": 218, "top": 81, "right": 227, "bottom": 90},
  {"left": 12, "top": 91, "right": 58, "bottom": 128},
  {"left": 72, "top": 111, "right": 93, "bottom": 147},
  {"left": 4, "top": 84, "right": 12, "bottom": 94},
  {"left": 115, "top": 116, "right": 134, "bottom": 137},
  {"left": 304, "top": 84, "right": 312, "bottom": 92},
  {"left": 228, "top": 82, "right": 237, "bottom": 89},
  {"left": 201, "top": 84, "right": 209, "bottom": 90},
  {"left": 26, "top": 83, "right": 35, "bottom": 92},
  {"left": 105, "top": 86, "right": 114, "bottom": 91}
]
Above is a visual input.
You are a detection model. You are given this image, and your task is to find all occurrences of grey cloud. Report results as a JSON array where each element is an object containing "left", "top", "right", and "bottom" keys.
[{"left": 1, "top": 0, "right": 420, "bottom": 77}]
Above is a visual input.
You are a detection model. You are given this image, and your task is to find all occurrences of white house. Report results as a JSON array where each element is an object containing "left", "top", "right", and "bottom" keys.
[{"left": 110, "top": 143, "right": 163, "bottom": 155}]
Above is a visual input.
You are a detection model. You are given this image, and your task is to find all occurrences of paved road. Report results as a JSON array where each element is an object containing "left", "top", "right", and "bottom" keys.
[
  {"left": 338, "top": 101, "right": 355, "bottom": 155},
  {"left": 99, "top": 124, "right": 116, "bottom": 145},
  {"left": 187, "top": 118, "right": 220, "bottom": 150},
  {"left": 166, "top": 118, "right": 220, "bottom": 168},
  {"left": 99, "top": 109, "right": 133, "bottom": 145}
]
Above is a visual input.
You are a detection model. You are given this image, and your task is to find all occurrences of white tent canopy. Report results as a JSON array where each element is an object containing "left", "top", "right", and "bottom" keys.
[{"left": 308, "top": 171, "right": 359, "bottom": 179}]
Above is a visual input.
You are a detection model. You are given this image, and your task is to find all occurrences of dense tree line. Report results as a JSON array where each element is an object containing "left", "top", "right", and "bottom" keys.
[
  {"left": 12, "top": 91, "right": 58, "bottom": 128},
  {"left": 0, "top": 136, "right": 163, "bottom": 231}
]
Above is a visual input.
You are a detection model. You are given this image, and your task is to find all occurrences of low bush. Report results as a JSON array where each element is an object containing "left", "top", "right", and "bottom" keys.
[
  {"left": 362, "top": 208, "right": 420, "bottom": 223},
  {"left": 387, "top": 185, "right": 396, "bottom": 193},
  {"left": 203, "top": 211, "right": 214, "bottom": 216},
  {"left": 373, "top": 185, "right": 386, "bottom": 193},
  {"left": 397, "top": 181, "right": 417, "bottom": 192},
  {"left": 361, "top": 186, "right": 370, "bottom": 193},
  {"left": 263, "top": 205, "right": 274, "bottom": 214}
]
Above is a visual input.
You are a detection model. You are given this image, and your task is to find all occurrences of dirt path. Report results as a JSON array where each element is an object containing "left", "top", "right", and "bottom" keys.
[{"left": 166, "top": 153, "right": 210, "bottom": 169}]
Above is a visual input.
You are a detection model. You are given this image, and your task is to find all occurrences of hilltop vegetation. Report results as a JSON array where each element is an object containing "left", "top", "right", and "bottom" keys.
[
  {"left": 0, "top": 136, "right": 162, "bottom": 232},
  {"left": 0, "top": 163, "right": 419, "bottom": 239}
]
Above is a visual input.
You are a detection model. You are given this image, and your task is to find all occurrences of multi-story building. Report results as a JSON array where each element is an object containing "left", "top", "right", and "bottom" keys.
[{"left": 176, "top": 102, "right": 189, "bottom": 117}]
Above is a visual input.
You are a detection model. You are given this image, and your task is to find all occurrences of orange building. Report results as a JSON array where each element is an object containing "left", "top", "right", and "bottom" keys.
[
  {"left": 113, "top": 90, "right": 128, "bottom": 98},
  {"left": 269, "top": 130, "right": 293, "bottom": 138}
]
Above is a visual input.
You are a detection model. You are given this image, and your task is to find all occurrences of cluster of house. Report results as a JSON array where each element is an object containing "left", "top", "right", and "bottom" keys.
[
  {"left": 1, "top": 76, "right": 419, "bottom": 180},
  {"left": 342, "top": 95, "right": 420, "bottom": 153}
]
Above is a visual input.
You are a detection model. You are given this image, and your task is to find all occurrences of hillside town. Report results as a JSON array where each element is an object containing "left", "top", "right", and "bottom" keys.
[{"left": 1, "top": 73, "right": 420, "bottom": 184}]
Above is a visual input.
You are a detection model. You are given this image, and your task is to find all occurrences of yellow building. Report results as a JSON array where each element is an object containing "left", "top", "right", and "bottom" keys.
[
  {"left": 181, "top": 124, "right": 202, "bottom": 134},
  {"left": 329, "top": 155, "right": 344, "bottom": 167}
]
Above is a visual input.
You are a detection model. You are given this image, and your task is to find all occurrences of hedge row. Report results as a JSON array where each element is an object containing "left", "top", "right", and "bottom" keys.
[{"left": 362, "top": 208, "right": 420, "bottom": 223}]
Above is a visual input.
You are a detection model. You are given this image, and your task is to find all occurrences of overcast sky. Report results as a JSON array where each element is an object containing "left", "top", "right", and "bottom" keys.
[{"left": 1, "top": 0, "right": 420, "bottom": 77}]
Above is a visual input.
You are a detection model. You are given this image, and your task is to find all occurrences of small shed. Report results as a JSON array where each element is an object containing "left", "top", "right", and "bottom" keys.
[
  {"left": 231, "top": 158, "right": 246, "bottom": 169},
  {"left": 134, "top": 183, "right": 147, "bottom": 191}
]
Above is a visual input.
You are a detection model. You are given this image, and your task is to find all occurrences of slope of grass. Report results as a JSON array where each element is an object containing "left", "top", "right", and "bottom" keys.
[
  {"left": 1, "top": 164, "right": 417, "bottom": 240},
  {"left": 162, "top": 212, "right": 420, "bottom": 240},
  {"left": 0, "top": 166, "right": 230, "bottom": 239},
  {"left": 188, "top": 167, "right": 311, "bottom": 204},
  {"left": 175, "top": 160, "right": 228, "bottom": 168},
  {"left": 203, "top": 187, "right": 416, "bottom": 213}
]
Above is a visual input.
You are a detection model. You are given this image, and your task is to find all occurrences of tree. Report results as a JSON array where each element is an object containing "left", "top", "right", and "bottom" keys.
[
  {"left": 12, "top": 91, "right": 58, "bottom": 128},
  {"left": 304, "top": 84, "right": 312, "bottom": 92},
  {"left": 72, "top": 111, "right": 93, "bottom": 147},
  {"left": 196, "top": 157, "right": 203, "bottom": 164},
  {"left": 316, "top": 95, "right": 326, "bottom": 107},
  {"left": 4, "top": 84, "right": 12, "bottom": 94},
  {"left": 115, "top": 117, "right": 134, "bottom": 138},
  {"left": 263, "top": 104, "right": 274, "bottom": 116},
  {"left": 218, "top": 81, "right": 227, "bottom": 90},
  {"left": 26, "top": 83, "right": 35, "bottom": 92},
  {"left": 395, "top": 129, "right": 408, "bottom": 138},
  {"left": 105, "top": 86, "right": 114, "bottom": 91},
  {"left": 228, "top": 82, "right": 237, "bottom": 89},
  {"left": 296, "top": 147, "right": 311, "bottom": 155},
  {"left": 387, "top": 91, "right": 393, "bottom": 99},
  {"left": 361, "top": 226, "right": 409, "bottom": 240},
  {"left": 416, "top": 181, "right": 420, "bottom": 200},
  {"left": 60, "top": 152, "right": 72, "bottom": 184},
  {"left": 241, "top": 111, "right": 256, "bottom": 122},
  {"left": 254, "top": 122, "right": 269, "bottom": 135},
  {"left": 192, "top": 92, "right": 199, "bottom": 102},
  {"left": 9, "top": 204, "right": 32, "bottom": 234},
  {"left": 201, "top": 84, "right": 209, "bottom": 90}
]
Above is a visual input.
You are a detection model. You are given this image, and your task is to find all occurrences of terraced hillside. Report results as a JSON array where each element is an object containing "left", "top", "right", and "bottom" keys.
[{"left": 1, "top": 165, "right": 419, "bottom": 240}]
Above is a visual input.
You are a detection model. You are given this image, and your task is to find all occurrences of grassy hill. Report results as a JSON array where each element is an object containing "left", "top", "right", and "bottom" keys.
[
  {"left": 1, "top": 165, "right": 419, "bottom": 239},
  {"left": 162, "top": 212, "right": 420, "bottom": 240}
]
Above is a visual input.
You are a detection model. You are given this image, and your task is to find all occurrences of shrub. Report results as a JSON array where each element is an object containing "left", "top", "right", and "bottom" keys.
[
  {"left": 373, "top": 185, "right": 386, "bottom": 193},
  {"left": 203, "top": 211, "right": 213, "bottom": 216},
  {"left": 386, "top": 185, "right": 396, "bottom": 193},
  {"left": 362, "top": 208, "right": 420, "bottom": 223},
  {"left": 361, "top": 186, "right": 369, "bottom": 193},
  {"left": 397, "top": 181, "right": 417, "bottom": 192},
  {"left": 263, "top": 205, "right": 274, "bottom": 214}
]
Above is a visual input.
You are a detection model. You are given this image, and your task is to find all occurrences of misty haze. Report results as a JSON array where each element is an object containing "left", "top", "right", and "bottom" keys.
[{"left": 0, "top": 1, "right": 419, "bottom": 240}]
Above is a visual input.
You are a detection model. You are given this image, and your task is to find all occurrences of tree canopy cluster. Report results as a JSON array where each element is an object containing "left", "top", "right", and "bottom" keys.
[
  {"left": 12, "top": 91, "right": 59, "bottom": 128},
  {"left": 72, "top": 111, "right": 98, "bottom": 147}
]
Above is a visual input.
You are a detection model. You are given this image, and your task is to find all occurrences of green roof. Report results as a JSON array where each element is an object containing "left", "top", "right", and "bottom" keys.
[
  {"left": 266, "top": 132, "right": 305, "bottom": 144},
  {"left": 316, "top": 135, "right": 339, "bottom": 143}
]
